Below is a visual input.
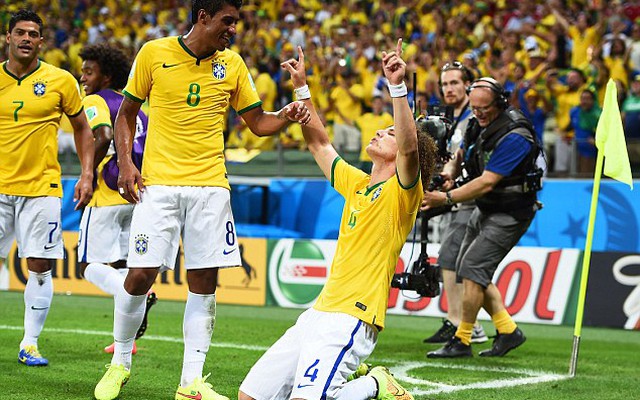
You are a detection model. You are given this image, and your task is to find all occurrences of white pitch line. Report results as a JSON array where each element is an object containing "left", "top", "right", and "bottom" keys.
[
  {"left": 0, "top": 325, "right": 269, "bottom": 352},
  {"left": 0, "top": 325, "right": 569, "bottom": 396},
  {"left": 384, "top": 361, "right": 569, "bottom": 396}
]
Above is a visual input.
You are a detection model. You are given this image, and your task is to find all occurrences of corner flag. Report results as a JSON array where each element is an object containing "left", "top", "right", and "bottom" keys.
[
  {"left": 595, "top": 79, "right": 633, "bottom": 189},
  {"left": 570, "top": 79, "right": 633, "bottom": 377}
]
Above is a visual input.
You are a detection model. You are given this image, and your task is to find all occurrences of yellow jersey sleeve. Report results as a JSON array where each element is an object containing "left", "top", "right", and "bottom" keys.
[
  {"left": 82, "top": 94, "right": 112, "bottom": 130},
  {"left": 123, "top": 42, "right": 153, "bottom": 103},
  {"left": 59, "top": 69, "right": 84, "bottom": 117},
  {"left": 330, "top": 157, "right": 369, "bottom": 196}
]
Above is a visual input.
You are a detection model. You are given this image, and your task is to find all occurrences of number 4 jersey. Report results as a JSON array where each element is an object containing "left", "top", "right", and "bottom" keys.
[
  {"left": 123, "top": 36, "right": 262, "bottom": 189},
  {"left": 0, "top": 60, "right": 83, "bottom": 197}
]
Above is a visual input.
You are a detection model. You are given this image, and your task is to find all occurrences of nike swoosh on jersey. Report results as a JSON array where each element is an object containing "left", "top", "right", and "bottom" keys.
[
  {"left": 44, "top": 244, "right": 56, "bottom": 250},
  {"left": 176, "top": 391, "right": 202, "bottom": 400},
  {"left": 296, "top": 384, "right": 314, "bottom": 389},
  {"left": 223, "top": 248, "right": 237, "bottom": 255},
  {"left": 162, "top": 63, "right": 178, "bottom": 68}
]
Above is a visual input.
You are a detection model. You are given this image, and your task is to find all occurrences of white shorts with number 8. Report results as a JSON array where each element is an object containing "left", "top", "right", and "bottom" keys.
[
  {"left": 126, "top": 185, "right": 241, "bottom": 270},
  {"left": 240, "top": 308, "right": 378, "bottom": 400}
]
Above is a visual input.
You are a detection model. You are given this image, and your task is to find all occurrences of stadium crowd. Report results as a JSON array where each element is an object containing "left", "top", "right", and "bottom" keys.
[{"left": 2, "top": 0, "right": 640, "bottom": 176}]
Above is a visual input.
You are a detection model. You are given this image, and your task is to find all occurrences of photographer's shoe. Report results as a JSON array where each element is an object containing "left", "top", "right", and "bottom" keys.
[
  {"left": 369, "top": 366, "right": 414, "bottom": 400},
  {"left": 423, "top": 319, "right": 456, "bottom": 344},
  {"left": 471, "top": 324, "right": 488, "bottom": 344},
  {"left": 479, "top": 327, "right": 526, "bottom": 357},
  {"left": 427, "top": 337, "right": 472, "bottom": 358}
]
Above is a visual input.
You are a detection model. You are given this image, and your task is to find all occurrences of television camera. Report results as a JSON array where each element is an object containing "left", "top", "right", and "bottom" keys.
[{"left": 390, "top": 105, "right": 455, "bottom": 298}]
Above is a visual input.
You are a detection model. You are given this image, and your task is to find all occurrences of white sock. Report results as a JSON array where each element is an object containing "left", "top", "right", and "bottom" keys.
[
  {"left": 84, "top": 263, "right": 125, "bottom": 296},
  {"left": 20, "top": 270, "right": 53, "bottom": 350},
  {"left": 181, "top": 292, "right": 216, "bottom": 387},
  {"left": 335, "top": 376, "right": 378, "bottom": 400},
  {"left": 111, "top": 285, "right": 146, "bottom": 369}
]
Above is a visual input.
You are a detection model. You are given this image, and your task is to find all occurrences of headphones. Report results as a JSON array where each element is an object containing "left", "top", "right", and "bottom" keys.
[
  {"left": 466, "top": 77, "right": 510, "bottom": 109},
  {"left": 438, "top": 61, "right": 475, "bottom": 97}
]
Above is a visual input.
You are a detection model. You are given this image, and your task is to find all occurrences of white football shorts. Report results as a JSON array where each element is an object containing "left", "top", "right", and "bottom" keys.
[
  {"left": 0, "top": 195, "right": 63, "bottom": 259},
  {"left": 240, "top": 308, "right": 378, "bottom": 400},
  {"left": 127, "top": 185, "right": 241, "bottom": 270},
  {"left": 77, "top": 204, "right": 135, "bottom": 264}
]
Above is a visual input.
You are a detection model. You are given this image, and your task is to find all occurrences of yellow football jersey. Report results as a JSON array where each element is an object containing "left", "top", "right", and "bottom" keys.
[
  {"left": 0, "top": 60, "right": 83, "bottom": 197},
  {"left": 313, "top": 158, "right": 423, "bottom": 330},
  {"left": 123, "top": 36, "right": 262, "bottom": 188},
  {"left": 83, "top": 93, "right": 129, "bottom": 207}
]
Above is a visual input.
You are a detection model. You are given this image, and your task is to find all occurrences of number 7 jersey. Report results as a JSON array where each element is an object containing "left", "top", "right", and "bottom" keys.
[
  {"left": 123, "top": 36, "right": 262, "bottom": 189},
  {"left": 0, "top": 60, "right": 83, "bottom": 197}
]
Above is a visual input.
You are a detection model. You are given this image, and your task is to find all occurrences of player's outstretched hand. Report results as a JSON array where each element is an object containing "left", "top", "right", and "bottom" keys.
[
  {"left": 117, "top": 159, "right": 145, "bottom": 204},
  {"left": 73, "top": 173, "right": 94, "bottom": 210},
  {"left": 280, "top": 101, "right": 312, "bottom": 125},
  {"left": 381, "top": 38, "right": 406, "bottom": 86},
  {"left": 281, "top": 46, "right": 307, "bottom": 88}
]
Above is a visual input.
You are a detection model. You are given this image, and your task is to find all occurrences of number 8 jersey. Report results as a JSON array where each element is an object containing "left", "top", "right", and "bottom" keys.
[{"left": 123, "top": 36, "right": 261, "bottom": 189}]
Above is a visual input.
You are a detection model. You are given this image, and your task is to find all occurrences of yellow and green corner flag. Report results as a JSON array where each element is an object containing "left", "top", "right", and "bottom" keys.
[
  {"left": 595, "top": 79, "right": 633, "bottom": 188},
  {"left": 570, "top": 79, "right": 633, "bottom": 377}
]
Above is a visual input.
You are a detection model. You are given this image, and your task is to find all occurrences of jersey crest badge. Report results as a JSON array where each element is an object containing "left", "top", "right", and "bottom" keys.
[
  {"left": 371, "top": 187, "right": 383, "bottom": 202},
  {"left": 212, "top": 61, "right": 227, "bottom": 80},
  {"left": 134, "top": 234, "right": 149, "bottom": 255},
  {"left": 33, "top": 81, "right": 47, "bottom": 97}
]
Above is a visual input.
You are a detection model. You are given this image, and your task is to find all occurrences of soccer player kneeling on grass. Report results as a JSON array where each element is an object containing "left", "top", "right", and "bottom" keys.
[{"left": 239, "top": 40, "right": 437, "bottom": 400}]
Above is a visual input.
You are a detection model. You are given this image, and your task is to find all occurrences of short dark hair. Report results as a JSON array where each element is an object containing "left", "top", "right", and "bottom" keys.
[
  {"left": 191, "top": 0, "right": 243, "bottom": 24},
  {"left": 79, "top": 44, "right": 131, "bottom": 90},
  {"left": 8, "top": 9, "right": 43, "bottom": 34}
]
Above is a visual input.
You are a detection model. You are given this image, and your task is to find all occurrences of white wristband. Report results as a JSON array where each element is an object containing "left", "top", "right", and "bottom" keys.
[
  {"left": 294, "top": 84, "right": 311, "bottom": 100},
  {"left": 388, "top": 82, "right": 408, "bottom": 98}
]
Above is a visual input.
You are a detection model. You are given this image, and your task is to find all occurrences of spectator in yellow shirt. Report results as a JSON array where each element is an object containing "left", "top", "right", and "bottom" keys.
[{"left": 355, "top": 96, "right": 394, "bottom": 172}]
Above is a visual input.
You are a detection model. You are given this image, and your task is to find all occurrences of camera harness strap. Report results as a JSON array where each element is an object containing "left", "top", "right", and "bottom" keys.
[{"left": 448, "top": 101, "right": 471, "bottom": 148}]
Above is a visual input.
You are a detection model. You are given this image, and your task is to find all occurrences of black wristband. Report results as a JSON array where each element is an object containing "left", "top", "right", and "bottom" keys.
[{"left": 445, "top": 191, "right": 455, "bottom": 205}]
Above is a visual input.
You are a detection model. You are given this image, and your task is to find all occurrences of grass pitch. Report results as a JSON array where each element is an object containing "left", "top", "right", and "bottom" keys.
[{"left": 1, "top": 291, "right": 638, "bottom": 399}]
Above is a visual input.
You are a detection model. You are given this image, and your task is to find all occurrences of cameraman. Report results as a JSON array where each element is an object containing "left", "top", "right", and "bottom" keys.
[
  {"left": 423, "top": 62, "right": 488, "bottom": 345},
  {"left": 423, "top": 78, "right": 541, "bottom": 358}
]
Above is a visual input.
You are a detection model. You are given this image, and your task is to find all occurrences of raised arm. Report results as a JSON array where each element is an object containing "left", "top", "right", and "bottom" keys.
[
  {"left": 382, "top": 38, "right": 419, "bottom": 187},
  {"left": 114, "top": 96, "right": 144, "bottom": 203},
  {"left": 281, "top": 47, "right": 338, "bottom": 180}
]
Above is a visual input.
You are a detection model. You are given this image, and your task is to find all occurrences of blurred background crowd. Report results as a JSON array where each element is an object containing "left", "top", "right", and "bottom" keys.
[{"left": 2, "top": 0, "right": 640, "bottom": 176}]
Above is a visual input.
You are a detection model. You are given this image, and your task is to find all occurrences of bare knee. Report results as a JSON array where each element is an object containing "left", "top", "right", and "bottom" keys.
[
  {"left": 26, "top": 258, "right": 53, "bottom": 273},
  {"left": 187, "top": 268, "right": 219, "bottom": 295},
  {"left": 79, "top": 262, "right": 88, "bottom": 277},
  {"left": 124, "top": 268, "right": 157, "bottom": 295}
]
